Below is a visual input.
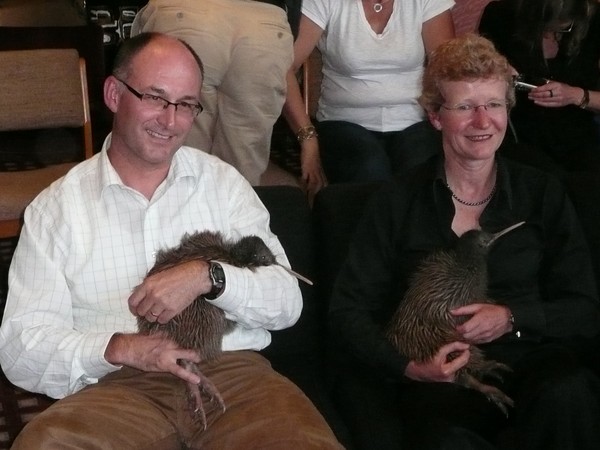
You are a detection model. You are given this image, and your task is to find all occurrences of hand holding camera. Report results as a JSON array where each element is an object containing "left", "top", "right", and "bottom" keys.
[
  {"left": 514, "top": 75, "right": 587, "bottom": 109},
  {"left": 513, "top": 74, "right": 550, "bottom": 91}
]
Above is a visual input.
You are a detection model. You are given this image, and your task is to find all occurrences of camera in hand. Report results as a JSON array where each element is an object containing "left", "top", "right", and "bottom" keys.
[{"left": 513, "top": 74, "right": 549, "bottom": 91}]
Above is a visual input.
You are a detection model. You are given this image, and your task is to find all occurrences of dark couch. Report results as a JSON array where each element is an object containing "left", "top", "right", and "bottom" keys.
[{"left": 0, "top": 177, "right": 598, "bottom": 449}]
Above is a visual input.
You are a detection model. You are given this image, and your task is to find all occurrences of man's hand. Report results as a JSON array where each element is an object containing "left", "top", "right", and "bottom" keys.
[
  {"left": 404, "top": 341, "right": 470, "bottom": 382},
  {"left": 128, "top": 259, "right": 212, "bottom": 323},
  {"left": 105, "top": 332, "right": 202, "bottom": 385},
  {"left": 451, "top": 303, "right": 512, "bottom": 344}
]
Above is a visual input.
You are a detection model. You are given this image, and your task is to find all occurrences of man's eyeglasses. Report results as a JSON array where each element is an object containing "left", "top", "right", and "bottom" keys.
[
  {"left": 116, "top": 78, "right": 203, "bottom": 118},
  {"left": 440, "top": 100, "right": 509, "bottom": 116}
]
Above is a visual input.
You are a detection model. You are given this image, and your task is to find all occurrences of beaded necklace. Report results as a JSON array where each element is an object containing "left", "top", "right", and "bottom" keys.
[{"left": 447, "top": 184, "right": 497, "bottom": 207}]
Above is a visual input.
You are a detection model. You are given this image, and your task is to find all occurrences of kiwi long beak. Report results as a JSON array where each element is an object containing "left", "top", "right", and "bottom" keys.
[
  {"left": 490, "top": 221, "right": 526, "bottom": 244},
  {"left": 278, "top": 264, "right": 314, "bottom": 286}
]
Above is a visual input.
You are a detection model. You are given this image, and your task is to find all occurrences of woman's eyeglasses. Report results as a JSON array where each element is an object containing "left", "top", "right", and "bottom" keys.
[{"left": 545, "top": 20, "right": 574, "bottom": 40}]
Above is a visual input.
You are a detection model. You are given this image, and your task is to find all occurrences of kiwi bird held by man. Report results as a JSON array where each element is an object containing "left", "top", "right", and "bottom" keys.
[
  {"left": 386, "top": 222, "right": 525, "bottom": 416},
  {"left": 139, "top": 231, "right": 279, "bottom": 358},
  {"left": 137, "top": 230, "right": 311, "bottom": 428}
]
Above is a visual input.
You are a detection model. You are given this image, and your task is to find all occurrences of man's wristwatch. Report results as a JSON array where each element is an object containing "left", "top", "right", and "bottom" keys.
[{"left": 205, "top": 261, "right": 225, "bottom": 300}]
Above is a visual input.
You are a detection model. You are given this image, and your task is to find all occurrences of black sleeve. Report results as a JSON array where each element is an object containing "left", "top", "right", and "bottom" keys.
[
  {"left": 488, "top": 166, "right": 600, "bottom": 341},
  {"left": 536, "top": 177, "right": 600, "bottom": 338}
]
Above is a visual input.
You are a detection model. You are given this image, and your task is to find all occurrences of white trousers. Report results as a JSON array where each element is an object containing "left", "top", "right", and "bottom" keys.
[{"left": 132, "top": 0, "right": 293, "bottom": 185}]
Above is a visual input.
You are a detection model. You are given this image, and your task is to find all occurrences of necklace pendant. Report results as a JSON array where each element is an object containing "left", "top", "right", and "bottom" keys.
[{"left": 374, "top": 3, "right": 383, "bottom": 13}]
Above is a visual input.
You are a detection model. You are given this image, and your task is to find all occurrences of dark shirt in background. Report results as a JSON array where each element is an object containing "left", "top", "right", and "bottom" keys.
[
  {"left": 285, "top": 0, "right": 301, "bottom": 38},
  {"left": 478, "top": 0, "right": 600, "bottom": 173}
]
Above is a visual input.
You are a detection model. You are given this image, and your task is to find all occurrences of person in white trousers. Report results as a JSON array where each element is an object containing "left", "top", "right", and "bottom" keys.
[{"left": 132, "top": 0, "right": 294, "bottom": 185}]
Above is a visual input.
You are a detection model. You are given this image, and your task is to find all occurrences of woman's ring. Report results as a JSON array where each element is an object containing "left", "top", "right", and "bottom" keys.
[
  {"left": 549, "top": 90, "right": 554, "bottom": 98},
  {"left": 150, "top": 311, "right": 159, "bottom": 317}
]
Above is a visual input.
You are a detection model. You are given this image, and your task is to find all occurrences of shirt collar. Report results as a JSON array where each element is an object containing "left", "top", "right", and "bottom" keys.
[
  {"left": 97, "top": 132, "right": 197, "bottom": 197},
  {"left": 432, "top": 154, "right": 514, "bottom": 207},
  {"left": 98, "top": 133, "right": 121, "bottom": 192}
]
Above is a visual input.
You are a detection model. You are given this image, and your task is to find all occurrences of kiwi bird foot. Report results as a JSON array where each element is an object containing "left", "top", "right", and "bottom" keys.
[
  {"left": 181, "top": 361, "right": 226, "bottom": 430},
  {"left": 480, "top": 384, "right": 514, "bottom": 417},
  {"left": 459, "top": 372, "right": 514, "bottom": 418},
  {"left": 186, "top": 378, "right": 226, "bottom": 430},
  {"left": 485, "top": 361, "right": 512, "bottom": 383}
]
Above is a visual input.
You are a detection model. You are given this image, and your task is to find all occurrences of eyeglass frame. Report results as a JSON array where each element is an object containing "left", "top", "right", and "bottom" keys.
[
  {"left": 115, "top": 77, "right": 203, "bottom": 117},
  {"left": 439, "top": 100, "right": 510, "bottom": 115}
]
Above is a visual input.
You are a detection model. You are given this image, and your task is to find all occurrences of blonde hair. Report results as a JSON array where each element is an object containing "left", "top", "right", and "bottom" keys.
[{"left": 419, "top": 34, "right": 515, "bottom": 112}]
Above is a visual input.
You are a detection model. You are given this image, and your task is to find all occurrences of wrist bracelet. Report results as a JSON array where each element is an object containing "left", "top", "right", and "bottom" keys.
[
  {"left": 296, "top": 125, "right": 318, "bottom": 143},
  {"left": 578, "top": 89, "right": 590, "bottom": 109}
]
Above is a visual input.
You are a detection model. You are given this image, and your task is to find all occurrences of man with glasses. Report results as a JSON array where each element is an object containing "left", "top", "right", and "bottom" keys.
[{"left": 0, "top": 32, "right": 342, "bottom": 449}]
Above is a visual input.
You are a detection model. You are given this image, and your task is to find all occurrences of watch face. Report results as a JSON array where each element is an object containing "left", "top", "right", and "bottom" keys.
[{"left": 206, "top": 262, "right": 225, "bottom": 299}]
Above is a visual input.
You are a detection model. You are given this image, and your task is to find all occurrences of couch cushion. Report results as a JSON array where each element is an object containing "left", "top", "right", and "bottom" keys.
[
  {"left": 255, "top": 184, "right": 354, "bottom": 448},
  {"left": 312, "top": 183, "right": 383, "bottom": 304},
  {"left": 253, "top": 185, "right": 318, "bottom": 360}
]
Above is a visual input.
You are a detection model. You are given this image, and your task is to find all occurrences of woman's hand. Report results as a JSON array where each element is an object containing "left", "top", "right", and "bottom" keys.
[
  {"left": 404, "top": 341, "right": 471, "bottom": 382},
  {"left": 300, "top": 138, "right": 327, "bottom": 202},
  {"left": 529, "top": 81, "right": 586, "bottom": 108},
  {"left": 451, "top": 303, "right": 513, "bottom": 344}
]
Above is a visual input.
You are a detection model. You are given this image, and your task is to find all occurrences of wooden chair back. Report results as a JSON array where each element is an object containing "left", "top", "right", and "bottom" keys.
[
  {"left": 0, "top": 48, "right": 93, "bottom": 238},
  {"left": 302, "top": 48, "right": 323, "bottom": 118}
]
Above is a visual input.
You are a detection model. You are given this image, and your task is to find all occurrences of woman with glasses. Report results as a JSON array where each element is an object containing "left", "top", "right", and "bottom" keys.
[
  {"left": 328, "top": 34, "right": 600, "bottom": 450},
  {"left": 479, "top": 0, "right": 600, "bottom": 175}
]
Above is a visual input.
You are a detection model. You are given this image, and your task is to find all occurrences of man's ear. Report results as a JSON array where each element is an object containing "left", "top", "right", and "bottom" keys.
[
  {"left": 428, "top": 110, "right": 442, "bottom": 131},
  {"left": 104, "top": 75, "right": 120, "bottom": 114}
]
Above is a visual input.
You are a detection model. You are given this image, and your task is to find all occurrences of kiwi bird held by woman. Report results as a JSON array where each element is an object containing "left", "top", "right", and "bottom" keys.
[
  {"left": 137, "top": 230, "right": 312, "bottom": 428},
  {"left": 386, "top": 221, "right": 525, "bottom": 416}
]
